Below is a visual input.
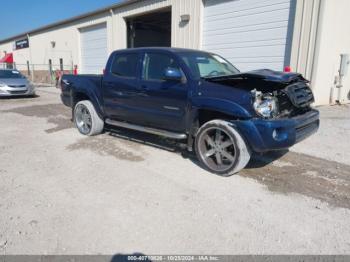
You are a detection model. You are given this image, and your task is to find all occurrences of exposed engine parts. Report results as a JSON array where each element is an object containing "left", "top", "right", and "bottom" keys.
[
  {"left": 206, "top": 69, "right": 315, "bottom": 119},
  {"left": 251, "top": 82, "right": 314, "bottom": 119}
]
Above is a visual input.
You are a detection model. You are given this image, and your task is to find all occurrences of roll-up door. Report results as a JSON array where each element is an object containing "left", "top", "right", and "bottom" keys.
[
  {"left": 80, "top": 23, "right": 108, "bottom": 74},
  {"left": 203, "top": 0, "right": 295, "bottom": 72}
]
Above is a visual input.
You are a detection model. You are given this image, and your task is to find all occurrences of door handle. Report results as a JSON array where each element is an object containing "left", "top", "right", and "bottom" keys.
[{"left": 141, "top": 85, "right": 149, "bottom": 90}]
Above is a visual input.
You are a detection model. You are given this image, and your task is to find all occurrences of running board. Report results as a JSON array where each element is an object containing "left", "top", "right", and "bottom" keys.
[{"left": 105, "top": 119, "right": 187, "bottom": 140}]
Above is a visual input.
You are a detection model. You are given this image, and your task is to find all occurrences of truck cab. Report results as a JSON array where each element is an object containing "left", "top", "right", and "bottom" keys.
[{"left": 60, "top": 47, "right": 319, "bottom": 176}]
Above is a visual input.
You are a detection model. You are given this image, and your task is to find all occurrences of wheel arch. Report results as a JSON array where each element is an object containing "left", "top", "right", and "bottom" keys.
[
  {"left": 197, "top": 109, "right": 240, "bottom": 127},
  {"left": 188, "top": 104, "right": 251, "bottom": 134},
  {"left": 187, "top": 108, "right": 254, "bottom": 154},
  {"left": 71, "top": 90, "right": 104, "bottom": 119},
  {"left": 189, "top": 98, "right": 253, "bottom": 132},
  {"left": 194, "top": 119, "right": 251, "bottom": 176}
]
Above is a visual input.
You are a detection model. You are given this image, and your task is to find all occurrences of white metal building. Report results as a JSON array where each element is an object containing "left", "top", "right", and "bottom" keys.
[{"left": 0, "top": 0, "right": 349, "bottom": 105}]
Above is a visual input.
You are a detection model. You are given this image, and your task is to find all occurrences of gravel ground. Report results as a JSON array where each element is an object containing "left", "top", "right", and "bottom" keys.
[
  {"left": 0, "top": 87, "right": 349, "bottom": 255},
  {"left": 292, "top": 104, "right": 350, "bottom": 165}
]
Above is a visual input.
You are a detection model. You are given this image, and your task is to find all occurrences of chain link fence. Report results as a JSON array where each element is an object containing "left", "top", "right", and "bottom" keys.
[
  {"left": 0, "top": 62, "right": 74, "bottom": 85},
  {"left": 0, "top": 63, "right": 13, "bottom": 69}
]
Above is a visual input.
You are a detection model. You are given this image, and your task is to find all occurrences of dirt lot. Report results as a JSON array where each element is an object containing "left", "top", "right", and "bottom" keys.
[{"left": 0, "top": 87, "right": 350, "bottom": 254}]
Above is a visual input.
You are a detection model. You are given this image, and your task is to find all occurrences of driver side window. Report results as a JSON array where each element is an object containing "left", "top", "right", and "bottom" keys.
[{"left": 142, "top": 53, "right": 181, "bottom": 81}]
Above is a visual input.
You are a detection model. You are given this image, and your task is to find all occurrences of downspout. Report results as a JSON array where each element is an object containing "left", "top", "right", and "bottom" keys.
[
  {"left": 109, "top": 9, "right": 115, "bottom": 52},
  {"left": 309, "top": 0, "right": 325, "bottom": 103},
  {"left": 27, "top": 33, "right": 34, "bottom": 82}
]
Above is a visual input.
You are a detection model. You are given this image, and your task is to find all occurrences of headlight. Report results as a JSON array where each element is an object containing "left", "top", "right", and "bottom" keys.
[{"left": 252, "top": 90, "right": 278, "bottom": 118}]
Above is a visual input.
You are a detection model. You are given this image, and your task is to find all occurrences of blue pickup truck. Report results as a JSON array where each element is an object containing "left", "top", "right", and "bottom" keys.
[{"left": 60, "top": 47, "right": 319, "bottom": 176}]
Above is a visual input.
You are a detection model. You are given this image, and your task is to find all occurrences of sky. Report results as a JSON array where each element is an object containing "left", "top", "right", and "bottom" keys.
[{"left": 0, "top": 0, "right": 122, "bottom": 40}]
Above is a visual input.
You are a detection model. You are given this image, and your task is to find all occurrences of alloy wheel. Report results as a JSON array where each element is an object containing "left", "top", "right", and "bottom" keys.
[
  {"left": 75, "top": 104, "right": 92, "bottom": 135},
  {"left": 197, "top": 127, "right": 238, "bottom": 173}
]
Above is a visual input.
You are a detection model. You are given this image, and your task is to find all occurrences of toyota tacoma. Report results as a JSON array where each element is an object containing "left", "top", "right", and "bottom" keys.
[{"left": 60, "top": 48, "right": 319, "bottom": 176}]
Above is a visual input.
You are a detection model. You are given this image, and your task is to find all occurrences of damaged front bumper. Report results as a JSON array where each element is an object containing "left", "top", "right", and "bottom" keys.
[{"left": 231, "top": 109, "right": 320, "bottom": 153}]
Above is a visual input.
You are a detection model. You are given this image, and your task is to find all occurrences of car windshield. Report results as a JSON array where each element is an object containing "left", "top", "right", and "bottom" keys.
[
  {"left": 0, "top": 70, "right": 25, "bottom": 79},
  {"left": 179, "top": 52, "right": 240, "bottom": 79}
]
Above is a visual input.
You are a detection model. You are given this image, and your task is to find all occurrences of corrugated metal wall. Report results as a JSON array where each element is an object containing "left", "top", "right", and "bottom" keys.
[
  {"left": 289, "top": 0, "right": 320, "bottom": 80},
  {"left": 291, "top": 0, "right": 350, "bottom": 105}
]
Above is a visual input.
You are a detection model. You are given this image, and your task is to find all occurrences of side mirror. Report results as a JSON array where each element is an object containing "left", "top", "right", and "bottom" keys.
[{"left": 163, "top": 67, "right": 183, "bottom": 81}]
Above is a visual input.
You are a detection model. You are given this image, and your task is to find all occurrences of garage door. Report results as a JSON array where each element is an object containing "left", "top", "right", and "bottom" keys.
[
  {"left": 203, "top": 0, "right": 294, "bottom": 72},
  {"left": 80, "top": 23, "right": 108, "bottom": 74}
]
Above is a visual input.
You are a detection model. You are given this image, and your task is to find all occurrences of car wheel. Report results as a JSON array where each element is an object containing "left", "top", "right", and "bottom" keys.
[
  {"left": 74, "top": 100, "right": 104, "bottom": 136},
  {"left": 195, "top": 120, "right": 251, "bottom": 176}
]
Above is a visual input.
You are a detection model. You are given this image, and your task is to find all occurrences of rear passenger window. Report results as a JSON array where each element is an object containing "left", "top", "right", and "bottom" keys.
[
  {"left": 111, "top": 53, "right": 139, "bottom": 78},
  {"left": 143, "top": 53, "right": 181, "bottom": 81}
]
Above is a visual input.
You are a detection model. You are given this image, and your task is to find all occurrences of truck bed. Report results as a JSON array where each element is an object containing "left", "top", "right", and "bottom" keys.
[{"left": 60, "top": 74, "right": 103, "bottom": 108}]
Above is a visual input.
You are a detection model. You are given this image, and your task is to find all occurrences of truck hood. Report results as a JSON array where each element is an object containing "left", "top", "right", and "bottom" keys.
[
  {"left": 204, "top": 69, "right": 308, "bottom": 92},
  {"left": 229, "top": 69, "right": 306, "bottom": 83},
  {"left": 199, "top": 68, "right": 314, "bottom": 116}
]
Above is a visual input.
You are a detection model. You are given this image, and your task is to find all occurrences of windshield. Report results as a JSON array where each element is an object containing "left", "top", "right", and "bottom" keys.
[
  {"left": 179, "top": 52, "right": 239, "bottom": 79},
  {"left": 0, "top": 70, "right": 25, "bottom": 79}
]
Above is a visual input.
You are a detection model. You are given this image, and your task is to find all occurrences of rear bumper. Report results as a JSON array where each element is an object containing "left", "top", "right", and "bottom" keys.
[{"left": 232, "top": 109, "right": 320, "bottom": 153}]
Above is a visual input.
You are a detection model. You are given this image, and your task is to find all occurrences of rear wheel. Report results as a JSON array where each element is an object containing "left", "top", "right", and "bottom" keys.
[
  {"left": 195, "top": 120, "right": 251, "bottom": 176},
  {"left": 74, "top": 100, "right": 104, "bottom": 136}
]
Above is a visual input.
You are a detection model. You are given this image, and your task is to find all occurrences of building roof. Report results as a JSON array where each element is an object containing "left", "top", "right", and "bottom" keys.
[{"left": 0, "top": 0, "right": 139, "bottom": 44}]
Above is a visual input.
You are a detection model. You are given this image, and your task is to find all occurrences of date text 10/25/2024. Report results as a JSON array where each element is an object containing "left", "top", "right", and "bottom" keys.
[{"left": 127, "top": 255, "right": 219, "bottom": 261}]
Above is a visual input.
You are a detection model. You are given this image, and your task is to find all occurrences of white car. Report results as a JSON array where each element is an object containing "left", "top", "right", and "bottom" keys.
[{"left": 0, "top": 69, "right": 35, "bottom": 97}]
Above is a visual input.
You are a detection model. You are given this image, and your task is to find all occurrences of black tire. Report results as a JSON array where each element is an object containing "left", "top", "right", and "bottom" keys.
[
  {"left": 74, "top": 100, "right": 104, "bottom": 136},
  {"left": 195, "top": 120, "right": 251, "bottom": 176}
]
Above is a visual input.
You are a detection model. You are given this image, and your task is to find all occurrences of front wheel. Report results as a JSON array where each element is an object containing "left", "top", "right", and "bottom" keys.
[
  {"left": 74, "top": 100, "right": 104, "bottom": 136},
  {"left": 195, "top": 120, "right": 251, "bottom": 176}
]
